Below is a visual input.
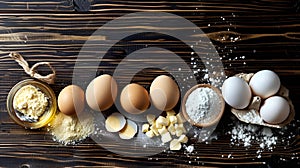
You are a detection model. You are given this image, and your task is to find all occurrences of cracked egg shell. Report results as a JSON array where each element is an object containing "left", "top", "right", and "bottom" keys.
[
  {"left": 105, "top": 112, "right": 126, "bottom": 132},
  {"left": 119, "top": 119, "right": 138, "bottom": 140}
]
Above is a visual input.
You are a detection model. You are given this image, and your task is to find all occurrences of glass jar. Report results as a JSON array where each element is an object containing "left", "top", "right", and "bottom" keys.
[{"left": 6, "top": 79, "right": 57, "bottom": 129}]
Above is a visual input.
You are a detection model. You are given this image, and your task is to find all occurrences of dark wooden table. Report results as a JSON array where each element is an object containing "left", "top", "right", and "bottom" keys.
[{"left": 0, "top": 0, "right": 299, "bottom": 167}]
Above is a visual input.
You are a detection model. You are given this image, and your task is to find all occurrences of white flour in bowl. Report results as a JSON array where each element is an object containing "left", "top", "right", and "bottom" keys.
[{"left": 185, "top": 87, "right": 222, "bottom": 124}]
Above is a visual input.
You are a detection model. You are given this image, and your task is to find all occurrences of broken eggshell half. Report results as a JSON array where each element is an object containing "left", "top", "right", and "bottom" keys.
[{"left": 230, "top": 73, "right": 295, "bottom": 128}]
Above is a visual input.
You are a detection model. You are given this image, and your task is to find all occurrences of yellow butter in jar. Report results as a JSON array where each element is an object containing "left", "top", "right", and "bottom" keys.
[
  {"left": 13, "top": 85, "right": 48, "bottom": 121},
  {"left": 7, "top": 79, "right": 57, "bottom": 129}
]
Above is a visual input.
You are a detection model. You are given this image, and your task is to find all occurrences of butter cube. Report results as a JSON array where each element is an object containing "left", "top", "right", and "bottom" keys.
[
  {"left": 175, "top": 129, "right": 183, "bottom": 137},
  {"left": 181, "top": 125, "right": 187, "bottom": 133},
  {"left": 166, "top": 110, "right": 176, "bottom": 116},
  {"left": 176, "top": 113, "right": 186, "bottom": 124},
  {"left": 169, "top": 116, "right": 177, "bottom": 124},
  {"left": 156, "top": 116, "right": 169, "bottom": 126},
  {"left": 145, "top": 130, "right": 155, "bottom": 138},
  {"left": 147, "top": 114, "right": 156, "bottom": 125},
  {"left": 150, "top": 124, "right": 159, "bottom": 136},
  {"left": 161, "top": 132, "right": 172, "bottom": 143},
  {"left": 170, "top": 139, "right": 181, "bottom": 150},
  {"left": 158, "top": 126, "right": 168, "bottom": 135},
  {"left": 178, "top": 134, "right": 188, "bottom": 143},
  {"left": 175, "top": 123, "right": 186, "bottom": 133},
  {"left": 155, "top": 120, "right": 163, "bottom": 129},
  {"left": 142, "top": 124, "right": 150, "bottom": 133},
  {"left": 167, "top": 124, "right": 176, "bottom": 135}
]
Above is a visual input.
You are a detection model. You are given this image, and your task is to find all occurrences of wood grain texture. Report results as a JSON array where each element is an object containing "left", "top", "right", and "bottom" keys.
[{"left": 0, "top": 0, "right": 299, "bottom": 167}]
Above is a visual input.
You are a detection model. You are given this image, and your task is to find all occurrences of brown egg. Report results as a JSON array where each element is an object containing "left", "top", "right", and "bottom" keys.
[
  {"left": 86, "top": 74, "right": 118, "bottom": 112},
  {"left": 58, "top": 85, "right": 85, "bottom": 115},
  {"left": 120, "top": 83, "right": 150, "bottom": 114},
  {"left": 150, "top": 75, "right": 180, "bottom": 111}
]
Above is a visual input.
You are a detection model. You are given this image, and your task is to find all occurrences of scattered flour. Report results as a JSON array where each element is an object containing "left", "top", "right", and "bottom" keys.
[
  {"left": 49, "top": 112, "right": 94, "bottom": 145},
  {"left": 229, "top": 123, "right": 277, "bottom": 150},
  {"left": 185, "top": 145, "right": 194, "bottom": 153}
]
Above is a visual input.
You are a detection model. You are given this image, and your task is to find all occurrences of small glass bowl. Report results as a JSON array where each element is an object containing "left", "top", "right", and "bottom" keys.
[
  {"left": 6, "top": 79, "right": 57, "bottom": 129},
  {"left": 182, "top": 84, "right": 225, "bottom": 128}
]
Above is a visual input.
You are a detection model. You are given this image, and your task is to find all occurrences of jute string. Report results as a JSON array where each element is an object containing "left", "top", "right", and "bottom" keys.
[{"left": 9, "top": 52, "right": 56, "bottom": 84}]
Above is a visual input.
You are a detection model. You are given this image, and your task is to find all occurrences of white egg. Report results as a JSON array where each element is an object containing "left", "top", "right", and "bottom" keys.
[
  {"left": 222, "top": 76, "right": 252, "bottom": 109},
  {"left": 260, "top": 96, "right": 290, "bottom": 124},
  {"left": 249, "top": 70, "right": 280, "bottom": 99}
]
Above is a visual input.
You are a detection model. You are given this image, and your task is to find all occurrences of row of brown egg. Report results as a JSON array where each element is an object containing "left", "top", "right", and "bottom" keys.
[{"left": 57, "top": 74, "right": 180, "bottom": 116}]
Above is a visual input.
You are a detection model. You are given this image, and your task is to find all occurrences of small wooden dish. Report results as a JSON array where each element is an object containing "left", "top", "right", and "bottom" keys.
[{"left": 182, "top": 84, "right": 225, "bottom": 128}]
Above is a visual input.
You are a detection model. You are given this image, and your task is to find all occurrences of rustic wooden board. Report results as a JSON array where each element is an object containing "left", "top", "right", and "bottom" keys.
[{"left": 0, "top": 0, "right": 299, "bottom": 167}]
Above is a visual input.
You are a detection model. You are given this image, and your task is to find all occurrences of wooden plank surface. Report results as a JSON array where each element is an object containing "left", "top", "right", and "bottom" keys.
[{"left": 0, "top": 0, "right": 299, "bottom": 167}]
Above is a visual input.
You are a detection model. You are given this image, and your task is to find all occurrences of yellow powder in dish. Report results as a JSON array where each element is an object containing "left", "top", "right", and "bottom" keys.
[
  {"left": 49, "top": 112, "right": 94, "bottom": 145},
  {"left": 13, "top": 85, "right": 48, "bottom": 120}
]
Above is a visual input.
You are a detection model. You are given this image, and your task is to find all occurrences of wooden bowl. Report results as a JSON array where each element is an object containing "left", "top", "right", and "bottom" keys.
[{"left": 181, "top": 84, "right": 225, "bottom": 128}]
